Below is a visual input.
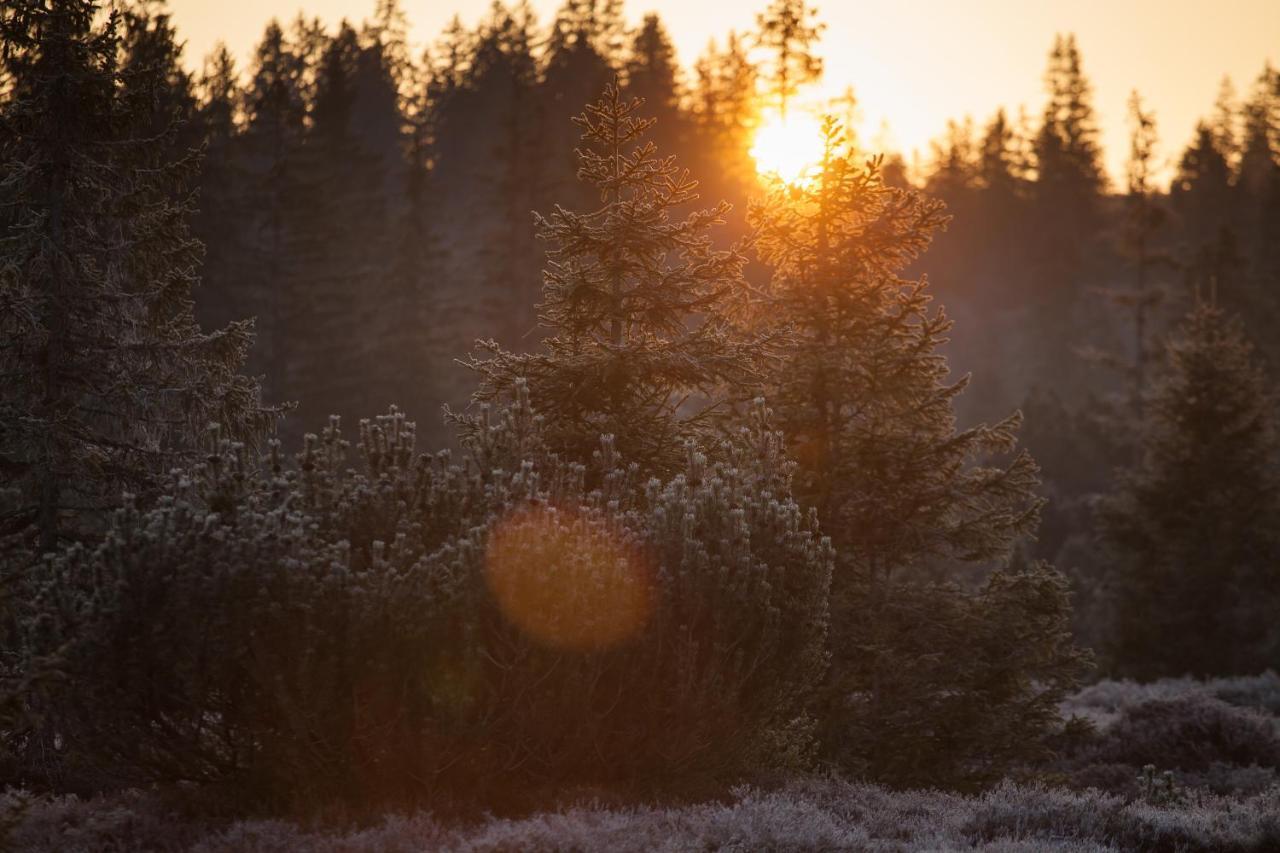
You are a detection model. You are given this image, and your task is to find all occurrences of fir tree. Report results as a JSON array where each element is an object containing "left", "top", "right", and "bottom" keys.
[
  {"left": 690, "top": 31, "right": 759, "bottom": 203},
  {"left": 1035, "top": 33, "right": 1104, "bottom": 199},
  {"left": 622, "top": 14, "right": 684, "bottom": 156},
  {"left": 237, "top": 20, "right": 308, "bottom": 403},
  {"left": 1100, "top": 301, "right": 1280, "bottom": 677},
  {"left": 0, "top": 0, "right": 274, "bottom": 552},
  {"left": 189, "top": 44, "right": 247, "bottom": 336},
  {"left": 1083, "top": 92, "right": 1167, "bottom": 431},
  {"left": 118, "top": 0, "right": 196, "bottom": 144},
  {"left": 753, "top": 0, "right": 823, "bottom": 119},
  {"left": 1028, "top": 33, "right": 1104, "bottom": 393},
  {"left": 750, "top": 118, "right": 1083, "bottom": 786},
  {"left": 539, "top": 0, "right": 619, "bottom": 215},
  {"left": 462, "top": 85, "right": 775, "bottom": 473}
]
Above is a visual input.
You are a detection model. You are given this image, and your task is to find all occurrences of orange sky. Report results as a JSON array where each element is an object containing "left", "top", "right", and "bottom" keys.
[{"left": 168, "top": 0, "right": 1278, "bottom": 187}]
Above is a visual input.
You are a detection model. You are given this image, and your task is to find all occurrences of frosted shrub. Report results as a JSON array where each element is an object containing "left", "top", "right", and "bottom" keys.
[{"left": 9, "top": 387, "right": 831, "bottom": 811}]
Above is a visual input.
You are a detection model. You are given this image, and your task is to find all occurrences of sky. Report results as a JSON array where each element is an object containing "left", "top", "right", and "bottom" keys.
[{"left": 169, "top": 0, "right": 1279, "bottom": 186}]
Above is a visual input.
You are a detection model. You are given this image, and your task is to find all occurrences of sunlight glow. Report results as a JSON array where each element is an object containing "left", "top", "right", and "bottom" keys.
[{"left": 750, "top": 110, "right": 826, "bottom": 184}]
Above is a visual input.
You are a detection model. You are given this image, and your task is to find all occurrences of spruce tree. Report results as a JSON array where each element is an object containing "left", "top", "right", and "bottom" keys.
[
  {"left": 690, "top": 31, "right": 759, "bottom": 204},
  {"left": 237, "top": 20, "right": 308, "bottom": 404},
  {"left": 1028, "top": 33, "right": 1104, "bottom": 393},
  {"left": 0, "top": 0, "right": 274, "bottom": 552},
  {"left": 462, "top": 85, "right": 775, "bottom": 473},
  {"left": 750, "top": 118, "right": 1084, "bottom": 787},
  {"left": 753, "top": 0, "right": 823, "bottom": 119},
  {"left": 1083, "top": 92, "right": 1167, "bottom": 432},
  {"left": 622, "top": 14, "right": 684, "bottom": 157},
  {"left": 1100, "top": 301, "right": 1280, "bottom": 677},
  {"left": 539, "top": 0, "right": 622, "bottom": 213}
]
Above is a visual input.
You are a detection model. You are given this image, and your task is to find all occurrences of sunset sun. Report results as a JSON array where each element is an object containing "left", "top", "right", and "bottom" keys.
[{"left": 750, "top": 109, "right": 825, "bottom": 183}]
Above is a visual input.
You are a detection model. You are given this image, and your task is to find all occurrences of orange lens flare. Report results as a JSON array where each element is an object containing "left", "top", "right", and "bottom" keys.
[{"left": 485, "top": 505, "right": 651, "bottom": 651}]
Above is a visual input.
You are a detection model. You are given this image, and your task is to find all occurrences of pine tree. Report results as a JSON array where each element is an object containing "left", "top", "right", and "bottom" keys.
[
  {"left": 1035, "top": 34, "right": 1104, "bottom": 199},
  {"left": 1085, "top": 92, "right": 1167, "bottom": 429},
  {"left": 0, "top": 0, "right": 274, "bottom": 552},
  {"left": 539, "top": 0, "right": 619, "bottom": 215},
  {"left": 690, "top": 31, "right": 759, "bottom": 203},
  {"left": 978, "top": 108, "right": 1024, "bottom": 195},
  {"left": 1028, "top": 33, "right": 1104, "bottom": 393},
  {"left": 462, "top": 85, "right": 775, "bottom": 473},
  {"left": 753, "top": 0, "right": 823, "bottom": 119},
  {"left": 622, "top": 14, "right": 684, "bottom": 156},
  {"left": 190, "top": 44, "right": 247, "bottom": 336},
  {"left": 750, "top": 118, "right": 1083, "bottom": 787},
  {"left": 1100, "top": 301, "right": 1280, "bottom": 677},
  {"left": 118, "top": 0, "right": 196, "bottom": 145},
  {"left": 237, "top": 20, "right": 308, "bottom": 404},
  {"left": 927, "top": 116, "right": 978, "bottom": 197},
  {"left": 284, "top": 21, "right": 398, "bottom": 431}
]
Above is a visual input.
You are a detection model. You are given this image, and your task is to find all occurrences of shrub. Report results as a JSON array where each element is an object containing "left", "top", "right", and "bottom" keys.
[
  {"left": 1087, "top": 695, "right": 1280, "bottom": 772},
  {"left": 7, "top": 778, "right": 1280, "bottom": 852},
  {"left": 7, "top": 388, "right": 831, "bottom": 812}
]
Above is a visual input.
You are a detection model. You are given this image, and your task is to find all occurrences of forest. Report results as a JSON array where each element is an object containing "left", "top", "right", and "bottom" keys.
[{"left": 1, "top": 0, "right": 1279, "bottom": 849}]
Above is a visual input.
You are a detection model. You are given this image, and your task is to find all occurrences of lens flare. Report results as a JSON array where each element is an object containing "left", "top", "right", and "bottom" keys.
[
  {"left": 751, "top": 110, "right": 825, "bottom": 184},
  {"left": 485, "top": 505, "right": 651, "bottom": 651}
]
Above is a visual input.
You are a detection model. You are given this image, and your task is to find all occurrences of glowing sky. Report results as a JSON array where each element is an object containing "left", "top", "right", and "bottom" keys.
[{"left": 169, "top": 0, "right": 1278, "bottom": 187}]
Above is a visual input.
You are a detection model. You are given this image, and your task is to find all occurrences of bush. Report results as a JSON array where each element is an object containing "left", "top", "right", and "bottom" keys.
[
  {"left": 7, "top": 778, "right": 1280, "bottom": 852},
  {"left": 7, "top": 388, "right": 831, "bottom": 812},
  {"left": 1086, "top": 695, "right": 1280, "bottom": 772}
]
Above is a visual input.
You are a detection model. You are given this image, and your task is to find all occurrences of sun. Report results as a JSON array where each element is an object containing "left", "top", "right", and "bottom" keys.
[{"left": 750, "top": 109, "right": 825, "bottom": 184}]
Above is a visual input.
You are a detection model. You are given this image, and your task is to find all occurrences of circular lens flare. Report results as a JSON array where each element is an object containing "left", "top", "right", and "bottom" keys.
[
  {"left": 485, "top": 505, "right": 651, "bottom": 651},
  {"left": 751, "top": 110, "right": 825, "bottom": 184}
]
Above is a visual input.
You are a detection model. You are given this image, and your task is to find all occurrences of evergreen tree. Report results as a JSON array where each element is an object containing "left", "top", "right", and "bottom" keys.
[
  {"left": 0, "top": 0, "right": 274, "bottom": 552},
  {"left": 753, "top": 0, "right": 823, "bottom": 119},
  {"left": 978, "top": 108, "right": 1024, "bottom": 195},
  {"left": 690, "top": 31, "right": 759, "bottom": 203},
  {"left": 750, "top": 118, "right": 1083, "bottom": 787},
  {"left": 1035, "top": 33, "right": 1104, "bottom": 199},
  {"left": 538, "top": 0, "right": 619, "bottom": 215},
  {"left": 927, "top": 116, "right": 978, "bottom": 197},
  {"left": 622, "top": 14, "right": 684, "bottom": 156},
  {"left": 1100, "top": 301, "right": 1280, "bottom": 677},
  {"left": 1028, "top": 33, "right": 1104, "bottom": 392},
  {"left": 1087, "top": 92, "right": 1166, "bottom": 426},
  {"left": 1173, "top": 120, "right": 1234, "bottom": 233},
  {"left": 285, "top": 21, "right": 399, "bottom": 431},
  {"left": 462, "top": 85, "right": 775, "bottom": 473},
  {"left": 190, "top": 44, "right": 247, "bottom": 336},
  {"left": 118, "top": 0, "right": 196, "bottom": 144},
  {"left": 237, "top": 20, "right": 308, "bottom": 404}
]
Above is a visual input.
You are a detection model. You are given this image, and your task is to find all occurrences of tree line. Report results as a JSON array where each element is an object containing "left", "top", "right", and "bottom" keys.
[{"left": 1, "top": 0, "right": 1277, "bottom": 816}]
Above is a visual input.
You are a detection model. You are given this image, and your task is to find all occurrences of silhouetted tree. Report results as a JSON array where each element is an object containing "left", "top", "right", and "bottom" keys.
[
  {"left": 622, "top": 13, "right": 683, "bottom": 155},
  {"left": 1100, "top": 301, "right": 1280, "bottom": 677},
  {"left": 750, "top": 119, "right": 1083, "bottom": 787},
  {"left": 463, "top": 86, "right": 774, "bottom": 473},
  {"left": 0, "top": 0, "right": 274, "bottom": 552},
  {"left": 754, "top": 0, "right": 823, "bottom": 119}
]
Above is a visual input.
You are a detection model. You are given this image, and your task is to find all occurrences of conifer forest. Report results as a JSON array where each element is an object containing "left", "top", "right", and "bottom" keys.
[{"left": 2, "top": 0, "right": 1280, "bottom": 849}]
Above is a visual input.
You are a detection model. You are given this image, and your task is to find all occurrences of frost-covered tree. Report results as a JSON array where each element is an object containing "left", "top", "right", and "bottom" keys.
[
  {"left": 750, "top": 118, "right": 1085, "bottom": 787},
  {"left": 0, "top": 0, "right": 274, "bottom": 553},
  {"left": 1100, "top": 302, "right": 1280, "bottom": 678},
  {"left": 463, "top": 85, "right": 776, "bottom": 473}
]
